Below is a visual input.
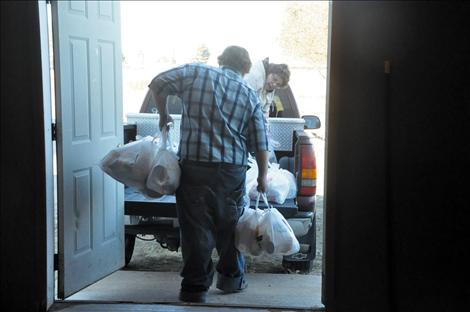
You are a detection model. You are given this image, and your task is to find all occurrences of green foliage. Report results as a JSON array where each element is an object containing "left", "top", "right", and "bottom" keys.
[{"left": 279, "top": 2, "right": 329, "bottom": 66}]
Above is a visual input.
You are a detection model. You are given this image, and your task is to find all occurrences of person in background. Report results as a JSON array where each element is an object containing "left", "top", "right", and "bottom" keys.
[
  {"left": 243, "top": 57, "right": 290, "bottom": 119},
  {"left": 148, "top": 46, "right": 269, "bottom": 303},
  {"left": 244, "top": 58, "right": 290, "bottom": 162}
]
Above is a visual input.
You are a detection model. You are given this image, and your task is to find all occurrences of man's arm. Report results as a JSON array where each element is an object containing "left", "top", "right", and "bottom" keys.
[
  {"left": 148, "top": 65, "right": 186, "bottom": 130},
  {"left": 255, "top": 150, "right": 269, "bottom": 193},
  {"left": 246, "top": 88, "right": 270, "bottom": 193},
  {"left": 151, "top": 89, "right": 171, "bottom": 131}
]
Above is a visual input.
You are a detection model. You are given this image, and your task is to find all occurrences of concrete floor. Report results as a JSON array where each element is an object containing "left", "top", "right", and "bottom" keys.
[
  {"left": 57, "top": 270, "right": 323, "bottom": 311},
  {"left": 50, "top": 303, "right": 322, "bottom": 312}
]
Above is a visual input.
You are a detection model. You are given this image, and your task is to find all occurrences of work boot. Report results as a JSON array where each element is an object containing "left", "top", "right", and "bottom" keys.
[{"left": 179, "top": 289, "right": 208, "bottom": 303}]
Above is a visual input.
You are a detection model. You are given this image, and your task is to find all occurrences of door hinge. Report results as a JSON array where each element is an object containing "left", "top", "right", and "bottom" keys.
[
  {"left": 54, "top": 253, "right": 58, "bottom": 271},
  {"left": 52, "top": 123, "right": 57, "bottom": 141}
]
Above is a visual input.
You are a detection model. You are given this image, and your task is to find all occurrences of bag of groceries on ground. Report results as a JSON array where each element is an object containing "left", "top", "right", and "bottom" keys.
[
  {"left": 99, "top": 135, "right": 162, "bottom": 198},
  {"left": 257, "top": 193, "right": 300, "bottom": 255},
  {"left": 146, "top": 127, "right": 181, "bottom": 195}
]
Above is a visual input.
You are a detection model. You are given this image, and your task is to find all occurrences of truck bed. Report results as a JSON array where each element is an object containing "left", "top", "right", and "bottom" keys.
[
  {"left": 126, "top": 113, "right": 304, "bottom": 152},
  {"left": 125, "top": 187, "right": 299, "bottom": 219}
]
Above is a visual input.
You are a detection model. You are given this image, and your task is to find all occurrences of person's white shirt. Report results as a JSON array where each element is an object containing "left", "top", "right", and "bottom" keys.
[
  {"left": 244, "top": 60, "right": 278, "bottom": 161},
  {"left": 244, "top": 60, "right": 275, "bottom": 119}
]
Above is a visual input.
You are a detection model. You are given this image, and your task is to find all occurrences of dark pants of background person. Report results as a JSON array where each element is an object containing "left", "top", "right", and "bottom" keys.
[{"left": 176, "top": 160, "right": 247, "bottom": 293}]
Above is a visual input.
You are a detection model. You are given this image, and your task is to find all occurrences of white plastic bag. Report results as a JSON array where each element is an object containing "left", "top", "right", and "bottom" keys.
[
  {"left": 248, "top": 163, "right": 291, "bottom": 204},
  {"left": 266, "top": 164, "right": 290, "bottom": 204},
  {"left": 99, "top": 135, "right": 162, "bottom": 198},
  {"left": 146, "top": 128, "right": 181, "bottom": 194},
  {"left": 235, "top": 201, "right": 264, "bottom": 256},
  {"left": 281, "top": 167, "right": 297, "bottom": 199},
  {"left": 245, "top": 155, "right": 258, "bottom": 196},
  {"left": 257, "top": 193, "right": 300, "bottom": 255}
]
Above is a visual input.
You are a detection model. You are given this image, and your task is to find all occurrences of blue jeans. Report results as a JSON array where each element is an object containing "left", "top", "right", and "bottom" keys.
[{"left": 176, "top": 160, "right": 246, "bottom": 292}]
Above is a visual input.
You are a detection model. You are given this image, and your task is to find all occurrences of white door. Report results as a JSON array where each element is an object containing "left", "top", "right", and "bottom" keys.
[{"left": 52, "top": 0, "right": 124, "bottom": 298}]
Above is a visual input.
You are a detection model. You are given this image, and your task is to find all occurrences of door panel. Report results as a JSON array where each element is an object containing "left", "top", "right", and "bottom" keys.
[{"left": 52, "top": 0, "right": 124, "bottom": 298}]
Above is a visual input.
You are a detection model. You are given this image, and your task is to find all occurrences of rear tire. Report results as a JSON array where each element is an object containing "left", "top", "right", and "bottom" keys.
[{"left": 124, "top": 234, "right": 136, "bottom": 266}]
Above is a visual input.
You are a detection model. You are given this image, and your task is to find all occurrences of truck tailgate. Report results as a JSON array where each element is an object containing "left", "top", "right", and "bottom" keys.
[
  {"left": 125, "top": 187, "right": 177, "bottom": 217},
  {"left": 125, "top": 187, "right": 298, "bottom": 219}
]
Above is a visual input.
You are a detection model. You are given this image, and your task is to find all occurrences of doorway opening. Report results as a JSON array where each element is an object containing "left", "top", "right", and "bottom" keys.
[
  {"left": 49, "top": 1, "right": 329, "bottom": 309},
  {"left": 119, "top": 0, "right": 328, "bottom": 306}
]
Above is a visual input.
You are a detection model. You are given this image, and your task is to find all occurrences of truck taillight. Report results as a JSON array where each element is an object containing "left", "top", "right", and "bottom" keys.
[{"left": 299, "top": 145, "right": 316, "bottom": 196}]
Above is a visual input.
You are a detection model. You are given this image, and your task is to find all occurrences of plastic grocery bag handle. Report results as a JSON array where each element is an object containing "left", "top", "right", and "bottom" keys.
[
  {"left": 160, "top": 127, "right": 168, "bottom": 150},
  {"left": 256, "top": 192, "right": 273, "bottom": 211},
  {"left": 152, "top": 124, "right": 174, "bottom": 151},
  {"left": 255, "top": 193, "right": 262, "bottom": 210}
]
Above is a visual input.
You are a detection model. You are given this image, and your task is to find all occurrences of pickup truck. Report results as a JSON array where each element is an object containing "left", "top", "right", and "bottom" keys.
[{"left": 123, "top": 86, "right": 321, "bottom": 272}]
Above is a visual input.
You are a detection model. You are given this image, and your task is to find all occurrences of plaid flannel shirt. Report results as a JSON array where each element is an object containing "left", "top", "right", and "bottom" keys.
[{"left": 149, "top": 63, "right": 269, "bottom": 166}]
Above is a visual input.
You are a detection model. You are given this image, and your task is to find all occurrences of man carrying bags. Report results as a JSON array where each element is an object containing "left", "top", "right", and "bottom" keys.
[{"left": 148, "top": 45, "right": 269, "bottom": 303}]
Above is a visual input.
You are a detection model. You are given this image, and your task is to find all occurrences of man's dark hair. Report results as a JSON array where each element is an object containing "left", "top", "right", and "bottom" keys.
[
  {"left": 217, "top": 46, "right": 252, "bottom": 75},
  {"left": 268, "top": 63, "right": 291, "bottom": 88}
]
